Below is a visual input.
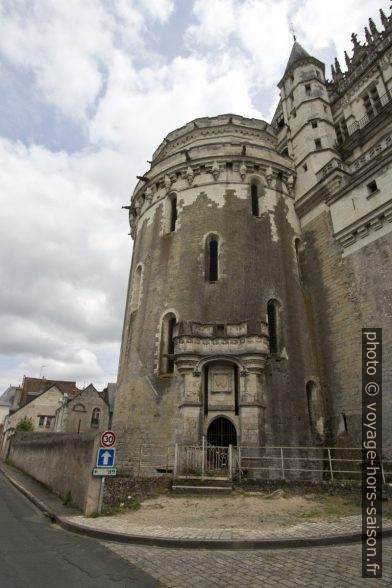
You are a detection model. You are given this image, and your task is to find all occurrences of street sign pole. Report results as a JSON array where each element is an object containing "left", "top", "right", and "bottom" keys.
[{"left": 97, "top": 476, "right": 105, "bottom": 514}]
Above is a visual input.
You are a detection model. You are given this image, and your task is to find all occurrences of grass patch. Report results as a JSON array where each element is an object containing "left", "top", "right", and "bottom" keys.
[
  {"left": 88, "top": 496, "right": 142, "bottom": 517},
  {"left": 63, "top": 490, "right": 72, "bottom": 507}
]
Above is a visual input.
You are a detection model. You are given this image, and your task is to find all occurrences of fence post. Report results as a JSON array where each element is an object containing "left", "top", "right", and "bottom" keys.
[
  {"left": 238, "top": 446, "right": 242, "bottom": 482},
  {"left": 201, "top": 436, "right": 205, "bottom": 480},
  {"left": 280, "top": 447, "right": 285, "bottom": 481},
  {"left": 327, "top": 448, "right": 334, "bottom": 482},
  {"left": 228, "top": 444, "right": 233, "bottom": 481},
  {"left": 174, "top": 443, "right": 178, "bottom": 479}
]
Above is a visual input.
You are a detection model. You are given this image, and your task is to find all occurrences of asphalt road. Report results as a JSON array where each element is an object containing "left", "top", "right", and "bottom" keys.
[{"left": 0, "top": 473, "right": 160, "bottom": 588}]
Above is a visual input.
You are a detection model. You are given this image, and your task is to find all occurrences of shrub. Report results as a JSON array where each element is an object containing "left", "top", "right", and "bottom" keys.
[{"left": 15, "top": 417, "right": 34, "bottom": 432}]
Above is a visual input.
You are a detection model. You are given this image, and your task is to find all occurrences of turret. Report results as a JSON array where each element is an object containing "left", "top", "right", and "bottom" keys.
[{"left": 278, "top": 41, "right": 338, "bottom": 197}]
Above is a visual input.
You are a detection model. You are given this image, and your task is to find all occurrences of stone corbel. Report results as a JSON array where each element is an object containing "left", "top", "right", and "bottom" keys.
[
  {"left": 286, "top": 175, "right": 295, "bottom": 195},
  {"left": 145, "top": 186, "right": 153, "bottom": 203},
  {"left": 211, "top": 161, "right": 220, "bottom": 181},
  {"left": 239, "top": 162, "right": 247, "bottom": 181},
  {"left": 265, "top": 165, "right": 274, "bottom": 187},
  {"left": 186, "top": 166, "right": 194, "bottom": 186},
  {"left": 164, "top": 174, "right": 172, "bottom": 193}
]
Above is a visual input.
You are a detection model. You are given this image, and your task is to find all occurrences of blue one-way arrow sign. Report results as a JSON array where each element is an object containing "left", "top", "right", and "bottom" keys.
[{"left": 96, "top": 448, "right": 116, "bottom": 467}]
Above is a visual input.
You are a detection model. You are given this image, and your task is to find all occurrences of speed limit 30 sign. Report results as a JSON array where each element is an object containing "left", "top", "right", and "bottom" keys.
[{"left": 100, "top": 430, "right": 116, "bottom": 448}]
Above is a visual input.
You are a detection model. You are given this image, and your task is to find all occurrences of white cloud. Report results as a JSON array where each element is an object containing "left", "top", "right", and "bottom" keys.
[
  {"left": 0, "top": 0, "right": 390, "bottom": 392},
  {"left": 292, "top": 0, "right": 387, "bottom": 66}
]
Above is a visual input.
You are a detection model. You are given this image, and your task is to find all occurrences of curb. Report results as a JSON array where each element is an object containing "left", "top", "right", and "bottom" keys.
[{"left": 2, "top": 467, "right": 392, "bottom": 550}]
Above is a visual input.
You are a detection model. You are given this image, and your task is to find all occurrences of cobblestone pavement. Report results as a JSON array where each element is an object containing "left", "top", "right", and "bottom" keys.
[
  {"left": 67, "top": 513, "right": 392, "bottom": 541},
  {"left": 104, "top": 537, "right": 392, "bottom": 587}
]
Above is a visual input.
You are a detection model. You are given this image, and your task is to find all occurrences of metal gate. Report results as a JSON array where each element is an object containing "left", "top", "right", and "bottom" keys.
[{"left": 174, "top": 440, "right": 234, "bottom": 479}]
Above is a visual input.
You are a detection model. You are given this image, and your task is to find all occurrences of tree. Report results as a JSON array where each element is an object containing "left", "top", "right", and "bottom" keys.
[{"left": 15, "top": 417, "right": 34, "bottom": 432}]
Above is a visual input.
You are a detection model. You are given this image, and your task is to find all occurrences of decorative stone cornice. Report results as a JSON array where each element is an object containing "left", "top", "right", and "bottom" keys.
[
  {"left": 334, "top": 201, "right": 392, "bottom": 249},
  {"left": 126, "top": 156, "right": 295, "bottom": 237},
  {"left": 173, "top": 320, "right": 269, "bottom": 376}
]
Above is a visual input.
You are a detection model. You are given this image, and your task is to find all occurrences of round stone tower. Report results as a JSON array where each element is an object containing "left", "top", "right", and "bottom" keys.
[{"left": 113, "top": 114, "right": 322, "bottom": 472}]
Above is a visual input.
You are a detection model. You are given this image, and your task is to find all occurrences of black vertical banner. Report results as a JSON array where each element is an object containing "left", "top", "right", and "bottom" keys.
[{"left": 362, "top": 329, "right": 382, "bottom": 578}]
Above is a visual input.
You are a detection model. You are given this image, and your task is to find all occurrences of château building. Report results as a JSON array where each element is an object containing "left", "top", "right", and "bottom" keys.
[{"left": 113, "top": 9, "right": 392, "bottom": 475}]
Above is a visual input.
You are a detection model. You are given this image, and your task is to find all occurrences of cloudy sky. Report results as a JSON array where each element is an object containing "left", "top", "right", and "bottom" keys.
[{"left": 0, "top": 0, "right": 389, "bottom": 392}]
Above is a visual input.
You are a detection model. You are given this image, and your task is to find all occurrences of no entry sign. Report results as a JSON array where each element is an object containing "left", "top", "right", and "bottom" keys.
[{"left": 100, "top": 430, "right": 116, "bottom": 448}]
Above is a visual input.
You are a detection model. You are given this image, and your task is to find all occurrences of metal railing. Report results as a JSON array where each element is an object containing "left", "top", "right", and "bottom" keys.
[
  {"left": 345, "top": 91, "right": 392, "bottom": 138},
  {"left": 128, "top": 444, "right": 392, "bottom": 484}
]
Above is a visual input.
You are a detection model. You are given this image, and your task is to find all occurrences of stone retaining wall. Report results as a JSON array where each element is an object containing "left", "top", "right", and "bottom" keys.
[{"left": 9, "top": 432, "right": 100, "bottom": 514}]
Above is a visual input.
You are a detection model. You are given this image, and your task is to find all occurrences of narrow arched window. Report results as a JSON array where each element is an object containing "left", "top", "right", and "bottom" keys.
[
  {"left": 160, "top": 313, "right": 177, "bottom": 374},
  {"left": 130, "top": 264, "right": 143, "bottom": 312},
  {"left": 169, "top": 194, "right": 177, "bottom": 232},
  {"left": 205, "top": 234, "right": 219, "bottom": 282},
  {"left": 267, "top": 299, "right": 281, "bottom": 354},
  {"left": 91, "top": 407, "right": 100, "bottom": 428},
  {"left": 251, "top": 184, "right": 259, "bottom": 216},
  {"left": 209, "top": 239, "right": 218, "bottom": 281}
]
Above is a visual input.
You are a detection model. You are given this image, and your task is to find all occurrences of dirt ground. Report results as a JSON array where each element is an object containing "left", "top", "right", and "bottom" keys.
[{"left": 112, "top": 491, "right": 363, "bottom": 530}]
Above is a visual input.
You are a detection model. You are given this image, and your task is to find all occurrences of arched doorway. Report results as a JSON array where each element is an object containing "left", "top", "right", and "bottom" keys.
[{"left": 207, "top": 417, "right": 237, "bottom": 447}]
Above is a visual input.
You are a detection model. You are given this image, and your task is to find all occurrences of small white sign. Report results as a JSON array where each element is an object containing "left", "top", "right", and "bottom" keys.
[{"left": 92, "top": 467, "right": 117, "bottom": 476}]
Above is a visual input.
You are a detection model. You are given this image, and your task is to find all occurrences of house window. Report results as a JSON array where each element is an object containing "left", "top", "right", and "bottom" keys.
[
  {"left": 91, "top": 408, "right": 100, "bottom": 428},
  {"left": 305, "top": 84, "right": 311, "bottom": 96},
  {"left": 206, "top": 234, "right": 219, "bottom": 282},
  {"left": 363, "top": 86, "right": 381, "bottom": 119},
  {"left": 251, "top": 184, "right": 259, "bottom": 217},
  {"left": 267, "top": 299, "right": 281, "bottom": 354},
  {"left": 38, "top": 415, "right": 54, "bottom": 428},
  {"left": 311, "top": 119, "right": 318, "bottom": 129},
  {"left": 73, "top": 403, "right": 86, "bottom": 412},
  {"left": 367, "top": 180, "right": 378, "bottom": 196},
  {"left": 276, "top": 113, "right": 285, "bottom": 130},
  {"left": 315, "top": 139, "right": 322, "bottom": 150},
  {"left": 45, "top": 416, "right": 54, "bottom": 429},
  {"left": 336, "top": 118, "right": 349, "bottom": 144},
  {"left": 160, "top": 313, "right": 177, "bottom": 374},
  {"left": 130, "top": 264, "right": 143, "bottom": 312}
]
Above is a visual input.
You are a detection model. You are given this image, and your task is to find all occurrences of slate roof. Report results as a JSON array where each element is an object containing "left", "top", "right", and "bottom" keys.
[
  {"left": 284, "top": 41, "right": 312, "bottom": 75},
  {"left": 0, "top": 385, "right": 20, "bottom": 407}
]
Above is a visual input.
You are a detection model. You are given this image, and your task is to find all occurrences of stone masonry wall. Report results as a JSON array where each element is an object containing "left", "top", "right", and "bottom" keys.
[
  {"left": 9, "top": 432, "right": 101, "bottom": 514},
  {"left": 302, "top": 209, "right": 392, "bottom": 452}
]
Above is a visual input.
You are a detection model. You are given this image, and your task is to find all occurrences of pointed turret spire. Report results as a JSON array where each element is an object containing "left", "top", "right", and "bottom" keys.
[
  {"left": 283, "top": 40, "right": 311, "bottom": 75},
  {"left": 380, "top": 8, "right": 388, "bottom": 29},
  {"left": 331, "top": 64, "right": 336, "bottom": 82},
  {"left": 344, "top": 51, "right": 351, "bottom": 69},
  {"left": 369, "top": 18, "right": 379, "bottom": 39},
  {"left": 334, "top": 57, "right": 342, "bottom": 74},
  {"left": 365, "top": 26, "right": 373, "bottom": 45}
]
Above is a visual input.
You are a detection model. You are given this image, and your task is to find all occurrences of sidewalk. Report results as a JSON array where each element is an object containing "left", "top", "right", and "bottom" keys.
[{"left": 1, "top": 462, "right": 392, "bottom": 550}]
